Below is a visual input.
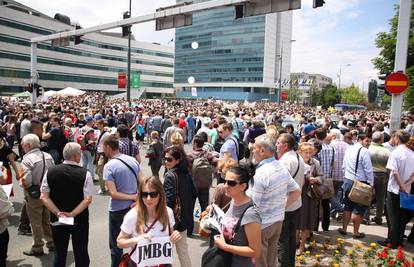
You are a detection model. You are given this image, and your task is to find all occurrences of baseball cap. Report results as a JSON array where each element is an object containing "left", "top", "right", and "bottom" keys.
[{"left": 85, "top": 115, "right": 94, "bottom": 123}]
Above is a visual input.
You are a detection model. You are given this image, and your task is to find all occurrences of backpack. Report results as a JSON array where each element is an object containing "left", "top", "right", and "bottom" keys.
[
  {"left": 230, "top": 137, "right": 246, "bottom": 161},
  {"left": 192, "top": 153, "right": 213, "bottom": 189}
]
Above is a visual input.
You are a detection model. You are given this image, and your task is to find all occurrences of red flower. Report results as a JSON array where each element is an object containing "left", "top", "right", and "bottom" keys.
[
  {"left": 389, "top": 260, "right": 395, "bottom": 266},
  {"left": 397, "top": 251, "right": 404, "bottom": 261}
]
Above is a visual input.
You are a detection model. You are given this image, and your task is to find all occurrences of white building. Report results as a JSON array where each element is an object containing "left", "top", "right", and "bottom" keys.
[{"left": 0, "top": 0, "right": 174, "bottom": 98}]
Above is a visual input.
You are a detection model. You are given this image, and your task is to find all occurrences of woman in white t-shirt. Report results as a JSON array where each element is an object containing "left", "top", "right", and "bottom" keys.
[{"left": 117, "top": 176, "right": 182, "bottom": 266}]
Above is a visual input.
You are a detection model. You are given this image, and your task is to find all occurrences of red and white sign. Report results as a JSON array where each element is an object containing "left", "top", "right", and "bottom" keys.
[
  {"left": 118, "top": 73, "right": 126, "bottom": 89},
  {"left": 385, "top": 72, "right": 409, "bottom": 94}
]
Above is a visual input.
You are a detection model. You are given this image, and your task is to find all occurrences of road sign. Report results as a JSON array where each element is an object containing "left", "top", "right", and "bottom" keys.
[{"left": 385, "top": 72, "right": 409, "bottom": 94}]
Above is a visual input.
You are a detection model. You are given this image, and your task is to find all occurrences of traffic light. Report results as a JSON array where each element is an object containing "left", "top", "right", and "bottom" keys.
[
  {"left": 74, "top": 25, "right": 83, "bottom": 45},
  {"left": 122, "top": 11, "right": 131, "bottom": 37},
  {"left": 313, "top": 0, "right": 325, "bottom": 8},
  {"left": 28, "top": 82, "right": 33, "bottom": 93},
  {"left": 378, "top": 73, "right": 391, "bottom": 96},
  {"left": 35, "top": 84, "right": 41, "bottom": 97}
]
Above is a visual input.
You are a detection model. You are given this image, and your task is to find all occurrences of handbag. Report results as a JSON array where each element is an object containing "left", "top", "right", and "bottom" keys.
[
  {"left": 399, "top": 193, "right": 414, "bottom": 211},
  {"left": 119, "top": 219, "right": 158, "bottom": 267},
  {"left": 348, "top": 147, "right": 372, "bottom": 206},
  {"left": 201, "top": 203, "right": 253, "bottom": 267},
  {"left": 145, "top": 144, "right": 156, "bottom": 159},
  {"left": 27, "top": 152, "right": 45, "bottom": 199}
]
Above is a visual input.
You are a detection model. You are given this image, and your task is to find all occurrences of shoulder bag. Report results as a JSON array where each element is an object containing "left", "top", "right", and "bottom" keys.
[
  {"left": 201, "top": 203, "right": 253, "bottom": 267},
  {"left": 348, "top": 147, "right": 373, "bottom": 206},
  {"left": 171, "top": 172, "right": 182, "bottom": 223},
  {"left": 27, "top": 152, "right": 45, "bottom": 199}
]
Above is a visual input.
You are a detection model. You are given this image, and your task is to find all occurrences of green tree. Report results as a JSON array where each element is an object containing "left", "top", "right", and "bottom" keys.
[
  {"left": 372, "top": 5, "right": 414, "bottom": 113},
  {"left": 341, "top": 85, "right": 367, "bottom": 104},
  {"left": 368, "top": 79, "right": 378, "bottom": 103},
  {"left": 321, "top": 85, "right": 341, "bottom": 108}
]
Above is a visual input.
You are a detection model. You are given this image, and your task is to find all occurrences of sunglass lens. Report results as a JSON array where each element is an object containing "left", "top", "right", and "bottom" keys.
[
  {"left": 225, "top": 180, "right": 238, "bottom": 187},
  {"left": 141, "top": 191, "right": 159, "bottom": 198}
]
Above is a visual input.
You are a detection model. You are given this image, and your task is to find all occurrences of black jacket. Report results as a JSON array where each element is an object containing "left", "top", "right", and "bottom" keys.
[{"left": 163, "top": 168, "right": 197, "bottom": 232}]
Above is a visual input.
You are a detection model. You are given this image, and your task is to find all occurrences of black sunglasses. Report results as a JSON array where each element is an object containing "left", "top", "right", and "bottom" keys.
[
  {"left": 224, "top": 179, "right": 240, "bottom": 187},
  {"left": 164, "top": 157, "right": 174, "bottom": 162},
  {"left": 141, "top": 191, "right": 159, "bottom": 198}
]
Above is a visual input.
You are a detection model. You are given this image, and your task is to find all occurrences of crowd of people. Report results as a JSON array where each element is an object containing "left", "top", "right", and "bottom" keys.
[{"left": 0, "top": 92, "right": 413, "bottom": 267}]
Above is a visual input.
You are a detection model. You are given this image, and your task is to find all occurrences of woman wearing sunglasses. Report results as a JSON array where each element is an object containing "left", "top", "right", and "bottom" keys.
[
  {"left": 212, "top": 166, "right": 261, "bottom": 267},
  {"left": 163, "top": 146, "right": 196, "bottom": 267},
  {"left": 116, "top": 176, "right": 182, "bottom": 266}
]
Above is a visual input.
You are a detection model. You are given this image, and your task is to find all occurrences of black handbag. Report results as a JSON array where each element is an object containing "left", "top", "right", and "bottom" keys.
[
  {"left": 201, "top": 203, "right": 253, "bottom": 267},
  {"left": 26, "top": 152, "right": 45, "bottom": 199}
]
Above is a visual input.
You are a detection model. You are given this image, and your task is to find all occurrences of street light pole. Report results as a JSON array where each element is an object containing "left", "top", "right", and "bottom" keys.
[
  {"left": 277, "top": 39, "right": 295, "bottom": 103},
  {"left": 338, "top": 63, "right": 351, "bottom": 89},
  {"left": 126, "top": 0, "right": 132, "bottom": 106}
]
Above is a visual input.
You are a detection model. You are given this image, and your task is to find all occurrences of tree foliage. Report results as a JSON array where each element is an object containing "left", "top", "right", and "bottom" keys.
[
  {"left": 368, "top": 79, "right": 378, "bottom": 103},
  {"left": 372, "top": 4, "right": 414, "bottom": 113},
  {"left": 321, "top": 85, "right": 341, "bottom": 108},
  {"left": 341, "top": 85, "right": 367, "bottom": 105}
]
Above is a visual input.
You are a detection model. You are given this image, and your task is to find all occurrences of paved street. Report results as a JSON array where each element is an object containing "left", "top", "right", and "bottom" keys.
[{"left": 5, "top": 145, "right": 414, "bottom": 266}]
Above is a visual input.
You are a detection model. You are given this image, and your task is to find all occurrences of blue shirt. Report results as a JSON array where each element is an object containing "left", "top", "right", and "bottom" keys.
[
  {"left": 103, "top": 154, "right": 140, "bottom": 211},
  {"left": 342, "top": 143, "right": 374, "bottom": 186},
  {"left": 220, "top": 135, "right": 238, "bottom": 161}
]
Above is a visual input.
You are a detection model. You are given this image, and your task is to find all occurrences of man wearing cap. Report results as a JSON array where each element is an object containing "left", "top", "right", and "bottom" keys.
[{"left": 79, "top": 116, "right": 97, "bottom": 181}]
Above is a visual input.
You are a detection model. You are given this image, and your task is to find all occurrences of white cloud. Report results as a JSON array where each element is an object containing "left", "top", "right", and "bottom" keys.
[{"left": 291, "top": 0, "right": 382, "bottom": 88}]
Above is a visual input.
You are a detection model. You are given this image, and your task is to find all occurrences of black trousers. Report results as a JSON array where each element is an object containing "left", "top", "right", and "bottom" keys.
[
  {"left": 320, "top": 199, "right": 330, "bottom": 231},
  {"left": 386, "top": 192, "right": 414, "bottom": 246},
  {"left": 51, "top": 223, "right": 90, "bottom": 267},
  {"left": 279, "top": 208, "right": 300, "bottom": 267},
  {"left": 0, "top": 229, "right": 9, "bottom": 267}
]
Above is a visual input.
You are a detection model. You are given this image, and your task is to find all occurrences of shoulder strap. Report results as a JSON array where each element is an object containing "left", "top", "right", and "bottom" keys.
[
  {"left": 354, "top": 147, "right": 363, "bottom": 175},
  {"left": 230, "top": 137, "right": 239, "bottom": 158},
  {"left": 234, "top": 203, "right": 254, "bottom": 234},
  {"left": 129, "top": 219, "right": 158, "bottom": 256},
  {"left": 39, "top": 152, "right": 46, "bottom": 184},
  {"left": 97, "top": 130, "right": 106, "bottom": 146},
  {"left": 114, "top": 157, "right": 138, "bottom": 182},
  {"left": 292, "top": 152, "right": 300, "bottom": 179}
]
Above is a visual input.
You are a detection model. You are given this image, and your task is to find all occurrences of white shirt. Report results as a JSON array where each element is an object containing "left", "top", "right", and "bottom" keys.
[
  {"left": 342, "top": 143, "right": 375, "bottom": 186},
  {"left": 279, "top": 150, "right": 305, "bottom": 212},
  {"left": 386, "top": 144, "right": 414, "bottom": 195},
  {"left": 20, "top": 118, "right": 31, "bottom": 138},
  {"left": 96, "top": 130, "right": 110, "bottom": 153}
]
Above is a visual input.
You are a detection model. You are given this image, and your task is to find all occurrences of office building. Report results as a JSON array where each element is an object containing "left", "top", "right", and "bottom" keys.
[{"left": 0, "top": 0, "right": 174, "bottom": 98}]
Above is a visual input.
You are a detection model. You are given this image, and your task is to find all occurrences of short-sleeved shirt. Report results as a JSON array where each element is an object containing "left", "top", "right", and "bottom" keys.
[
  {"left": 220, "top": 136, "right": 238, "bottom": 161},
  {"left": 225, "top": 201, "right": 261, "bottom": 267},
  {"left": 386, "top": 144, "right": 414, "bottom": 194},
  {"left": 247, "top": 157, "right": 299, "bottom": 228},
  {"left": 103, "top": 154, "right": 140, "bottom": 211}
]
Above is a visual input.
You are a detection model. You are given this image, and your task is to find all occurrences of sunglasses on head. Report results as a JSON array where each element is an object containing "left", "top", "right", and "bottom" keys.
[
  {"left": 141, "top": 191, "right": 159, "bottom": 198},
  {"left": 224, "top": 179, "right": 241, "bottom": 187},
  {"left": 164, "top": 157, "right": 174, "bottom": 162}
]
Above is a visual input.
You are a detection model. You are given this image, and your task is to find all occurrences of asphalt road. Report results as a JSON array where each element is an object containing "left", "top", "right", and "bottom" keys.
[{"left": 5, "top": 144, "right": 414, "bottom": 266}]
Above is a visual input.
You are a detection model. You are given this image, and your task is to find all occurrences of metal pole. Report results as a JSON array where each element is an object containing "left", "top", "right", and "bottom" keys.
[
  {"left": 338, "top": 65, "right": 342, "bottom": 89},
  {"left": 126, "top": 0, "right": 132, "bottom": 106},
  {"left": 278, "top": 44, "right": 283, "bottom": 103},
  {"left": 390, "top": 0, "right": 412, "bottom": 131},
  {"left": 30, "top": 43, "right": 37, "bottom": 106}
]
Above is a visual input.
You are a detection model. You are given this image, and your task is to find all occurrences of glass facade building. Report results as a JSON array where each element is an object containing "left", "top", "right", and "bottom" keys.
[
  {"left": 174, "top": 0, "right": 293, "bottom": 101},
  {"left": 0, "top": 0, "right": 174, "bottom": 97}
]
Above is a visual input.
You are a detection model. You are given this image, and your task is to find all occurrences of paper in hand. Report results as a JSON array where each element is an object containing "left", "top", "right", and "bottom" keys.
[{"left": 58, "top": 216, "right": 74, "bottom": 225}]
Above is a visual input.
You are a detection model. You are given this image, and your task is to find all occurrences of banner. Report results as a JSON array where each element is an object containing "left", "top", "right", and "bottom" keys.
[
  {"left": 191, "top": 87, "right": 197, "bottom": 97},
  {"left": 131, "top": 236, "right": 173, "bottom": 267}
]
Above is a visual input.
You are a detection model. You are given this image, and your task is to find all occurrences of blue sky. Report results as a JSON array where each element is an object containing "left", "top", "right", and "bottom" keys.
[{"left": 19, "top": 0, "right": 401, "bottom": 90}]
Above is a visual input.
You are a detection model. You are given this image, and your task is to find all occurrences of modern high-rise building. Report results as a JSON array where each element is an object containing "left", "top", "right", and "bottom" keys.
[
  {"left": 0, "top": 0, "right": 174, "bottom": 97},
  {"left": 174, "top": 0, "right": 293, "bottom": 101}
]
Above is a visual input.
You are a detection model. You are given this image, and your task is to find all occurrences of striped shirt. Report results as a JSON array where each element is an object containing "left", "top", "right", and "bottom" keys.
[
  {"left": 247, "top": 157, "right": 299, "bottom": 228},
  {"left": 330, "top": 140, "right": 349, "bottom": 181}
]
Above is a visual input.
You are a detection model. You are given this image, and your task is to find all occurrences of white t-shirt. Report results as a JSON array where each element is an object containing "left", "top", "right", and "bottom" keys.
[
  {"left": 120, "top": 207, "right": 175, "bottom": 241},
  {"left": 386, "top": 144, "right": 414, "bottom": 195}
]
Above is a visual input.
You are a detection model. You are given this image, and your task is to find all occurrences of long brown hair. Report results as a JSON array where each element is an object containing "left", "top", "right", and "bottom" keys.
[{"left": 135, "top": 176, "right": 169, "bottom": 234}]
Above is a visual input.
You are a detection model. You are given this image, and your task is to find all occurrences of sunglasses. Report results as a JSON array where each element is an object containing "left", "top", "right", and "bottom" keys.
[
  {"left": 141, "top": 191, "right": 159, "bottom": 198},
  {"left": 224, "top": 179, "right": 241, "bottom": 187},
  {"left": 164, "top": 157, "right": 174, "bottom": 162}
]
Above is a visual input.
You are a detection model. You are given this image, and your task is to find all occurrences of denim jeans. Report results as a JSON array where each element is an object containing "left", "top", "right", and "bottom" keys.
[
  {"left": 187, "top": 129, "right": 195, "bottom": 144},
  {"left": 51, "top": 223, "right": 90, "bottom": 267},
  {"left": 330, "top": 181, "right": 344, "bottom": 216},
  {"left": 82, "top": 150, "right": 95, "bottom": 179},
  {"left": 109, "top": 208, "right": 130, "bottom": 267}
]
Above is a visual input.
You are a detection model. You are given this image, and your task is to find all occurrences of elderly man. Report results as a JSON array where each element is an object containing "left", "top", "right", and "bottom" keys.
[
  {"left": 20, "top": 134, "right": 55, "bottom": 256},
  {"left": 367, "top": 131, "right": 390, "bottom": 225},
  {"left": 276, "top": 133, "right": 305, "bottom": 267},
  {"left": 247, "top": 135, "right": 301, "bottom": 267},
  {"left": 329, "top": 128, "right": 349, "bottom": 221},
  {"left": 40, "top": 142, "right": 93, "bottom": 266},
  {"left": 338, "top": 134, "right": 374, "bottom": 239}
]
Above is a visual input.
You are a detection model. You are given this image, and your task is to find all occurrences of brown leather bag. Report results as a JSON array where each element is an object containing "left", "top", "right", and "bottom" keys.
[{"left": 172, "top": 172, "right": 182, "bottom": 223}]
